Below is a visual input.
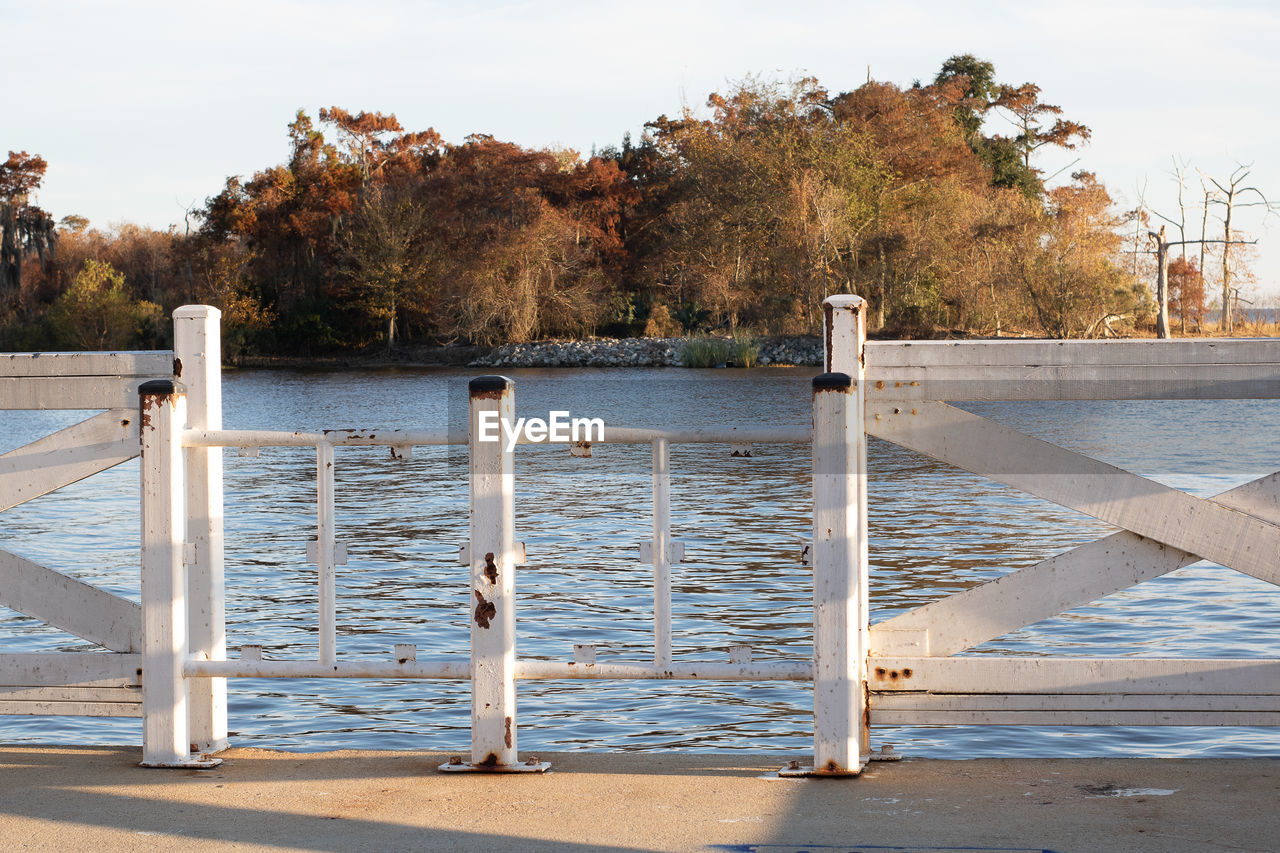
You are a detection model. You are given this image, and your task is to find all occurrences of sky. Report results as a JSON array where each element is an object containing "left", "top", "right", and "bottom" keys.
[{"left": 6, "top": 0, "right": 1280, "bottom": 295}]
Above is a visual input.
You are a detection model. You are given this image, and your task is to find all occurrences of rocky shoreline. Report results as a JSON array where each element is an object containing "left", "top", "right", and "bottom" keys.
[
  {"left": 472, "top": 335, "right": 824, "bottom": 368},
  {"left": 230, "top": 336, "right": 825, "bottom": 370}
]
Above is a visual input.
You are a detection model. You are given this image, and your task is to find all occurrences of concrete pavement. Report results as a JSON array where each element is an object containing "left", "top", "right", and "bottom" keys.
[{"left": 1, "top": 746, "right": 1277, "bottom": 852}]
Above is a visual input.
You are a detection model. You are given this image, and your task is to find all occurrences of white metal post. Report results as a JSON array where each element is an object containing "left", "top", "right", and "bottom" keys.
[
  {"left": 139, "top": 380, "right": 219, "bottom": 768},
  {"left": 653, "top": 438, "right": 673, "bottom": 667},
  {"left": 442, "top": 376, "right": 547, "bottom": 773},
  {"left": 316, "top": 441, "right": 338, "bottom": 666},
  {"left": 173, "top": 305, "right": 227, "bottom": 754}
]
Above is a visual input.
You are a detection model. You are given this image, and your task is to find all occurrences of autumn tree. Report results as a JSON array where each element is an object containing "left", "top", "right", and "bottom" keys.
[
  {"left": 336, "top": 180, "right": 435, "bottom": 350},
  {"left": 47, "top": 259, "right": 161, "bottom": 349},
  {"left": 429, "top": 136, "right": 630, "bottom": 344},
  {"left": 933, "top": 56, "right": 1090, "bottom": 199},
  {"left": 1167, "top": 255, "right": 1206, "bottom": 332},
  {"left": 1010, "top": 172, "right": 1147, "bottom": 337},
  {"left": 0, "top": 151, "right": 56, "bottom": 295},
  {"left": 642, "top": 77, "right": 890, "bottom": 333},
  {"left": 318, "top": 107, "right": 442, "bottom": 187},
  {"left": 991, "top": 82, "right": 1092, "bottom": 173}
]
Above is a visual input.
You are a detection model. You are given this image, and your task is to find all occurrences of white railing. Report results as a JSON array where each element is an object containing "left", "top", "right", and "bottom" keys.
[
  {"left": 8, "top": 296, "right": 1280, "bottom": 777},
  {"left": 171, "top": 401, "right": 819, "bottom": 773}
]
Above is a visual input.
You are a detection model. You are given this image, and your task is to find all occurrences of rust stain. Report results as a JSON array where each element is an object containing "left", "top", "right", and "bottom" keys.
[
  {"left": 471, "top": 388, "right": 505, "bottom": 401},
  {"left": 483, "top": 552, "right": 498, "bottom": 583},
  {"left": 480, "top": 753, "right": 500, "bottom": 767},
  {"left": 875, "top": 667, "right": 887, "bottom": 679},
  {"left": 120, "top": 418, "right": 130, "bottom": 427},
  {"left": 823, "top": 303, "right": 834, "bottom": 371},
  {"left": 825, "top": 760, "right": 841, "bottom": 773},
  {"left": 472, "top": 589, "right": 496, "bottom": 629},
  {"left": 504, "top": 716, "right": 513, "bottom": 748},
  {"left": 902, "top": 668, "right": 913, "bottom": 678},
  {"left": 875, "top": 380, "right": 884, "bottom": 390},
  {"left": 172, "top": 357, "right": 182, "bottom": 378}
]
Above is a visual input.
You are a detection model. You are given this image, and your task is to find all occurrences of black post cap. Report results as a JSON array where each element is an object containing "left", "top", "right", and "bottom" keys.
[
  {"left": 138, "top": 379, "right": 178, "bottom": 396},
  {"left": 469, "top": 375, "right": 513, "bottom": 396},
  {"left": 812, "top": 372, "right": 852, "bottom": 391}
]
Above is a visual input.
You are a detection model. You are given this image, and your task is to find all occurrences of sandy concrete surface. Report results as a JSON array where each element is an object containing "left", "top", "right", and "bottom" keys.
[{"left": 1, "top": 746, "right": 1276, "bottom": 852}]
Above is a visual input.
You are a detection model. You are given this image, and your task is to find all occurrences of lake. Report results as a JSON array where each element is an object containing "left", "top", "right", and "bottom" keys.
[{"left": 2, "top": 366, "right": 1280, "bottom": 758}]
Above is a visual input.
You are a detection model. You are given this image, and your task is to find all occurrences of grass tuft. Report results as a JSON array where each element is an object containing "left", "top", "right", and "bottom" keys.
[{"left": 680, "top": 334, "right": 760, "bottom": 368}]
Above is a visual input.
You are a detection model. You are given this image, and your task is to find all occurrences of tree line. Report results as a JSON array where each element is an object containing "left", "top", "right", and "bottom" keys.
[{"left": 2, "top": 55, "right": 1253, "bottom": 356}]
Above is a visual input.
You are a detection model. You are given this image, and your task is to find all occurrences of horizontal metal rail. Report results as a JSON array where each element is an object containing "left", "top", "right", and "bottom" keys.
[
  {"left": 186, "top": 658, "right": 471, "bottom": 679},
  {"left": 185, "top": 657, "right": 812, "bottom": 681},
  {"left": 183, "top": 426, "right": 811, "bottom": 449}
]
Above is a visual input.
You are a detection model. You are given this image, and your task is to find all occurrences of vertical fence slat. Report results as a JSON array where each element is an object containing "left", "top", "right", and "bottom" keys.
[
  {"left": 653, "top": 438, "right": 673, "bottom": 667},
  {"left": 316, "top": 441, "right": 337, "bottom": 667},
  {"left": 174, "top": 305, "right": 227, "bottom": 754}
]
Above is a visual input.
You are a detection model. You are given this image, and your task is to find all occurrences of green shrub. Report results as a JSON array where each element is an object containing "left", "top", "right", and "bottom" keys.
[{"left": 680, "top": 334, "right": 760, "bottom": 368}]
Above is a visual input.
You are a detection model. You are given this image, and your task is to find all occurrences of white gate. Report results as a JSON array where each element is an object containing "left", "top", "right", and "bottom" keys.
[
  {"left": 827, "top": 301, "right": 1280, "bottom": 737},
  {"left": 0, "top": 307, "right": 226, "bottom": 765}
]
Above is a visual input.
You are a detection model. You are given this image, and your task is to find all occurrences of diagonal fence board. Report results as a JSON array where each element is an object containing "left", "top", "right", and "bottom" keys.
[
  {"left": 0, "top": 408, "right": 139, "bottom": 512},
  {"left": 0, "top": 550, "right": 141, "bottom": 652},
  {"left": 869, "top": 400, "right": 1280, "bottom": 587},
  {"left": 871, "top": 472, "right": 1280, "bottom": 656}
]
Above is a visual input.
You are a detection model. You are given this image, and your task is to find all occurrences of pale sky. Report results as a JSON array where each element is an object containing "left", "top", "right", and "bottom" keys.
[{"left": 7, "top": 0, "right": 1280, "bottom": 295}]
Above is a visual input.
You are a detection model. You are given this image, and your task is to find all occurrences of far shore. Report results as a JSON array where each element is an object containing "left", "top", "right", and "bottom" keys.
[{"left": 228, "top": 334, "right": 826, "bottom": 370}]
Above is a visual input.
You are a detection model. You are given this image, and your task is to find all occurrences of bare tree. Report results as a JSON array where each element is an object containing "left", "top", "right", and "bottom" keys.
[
  {"left": 1202, "top": 165, "right": 1276, "bottom": 333},
  {"left": 1140, "top": 162, "right": 1269, "bottom": 338}
]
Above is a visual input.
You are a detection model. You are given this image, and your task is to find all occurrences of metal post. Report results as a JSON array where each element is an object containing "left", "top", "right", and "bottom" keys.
[
  {"left": 139, "top": 380, "right": 219, "bottom": 768},
  {"left": 173, "top": 305, "right": 227, "bottom": 754},
  {"left": 783, "top": 297, "right": 868, "bottom": 778},
  {"left": 316, "top": 441, "right": 337, "bottom": 666},
  {"left": 442, "top": 376, "right": 547, "bottom": 773},
  {"left": 653, "top": 438, "right": 672, "bottom": 667}
]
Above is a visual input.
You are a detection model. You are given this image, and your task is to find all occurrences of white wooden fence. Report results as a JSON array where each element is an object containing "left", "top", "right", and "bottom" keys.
[
  {"left": 3, "top": 299, "right": 1279, "bottom": 776},
  {"left": 0, "top": 311, "right": 213, "bottom": 733}
]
